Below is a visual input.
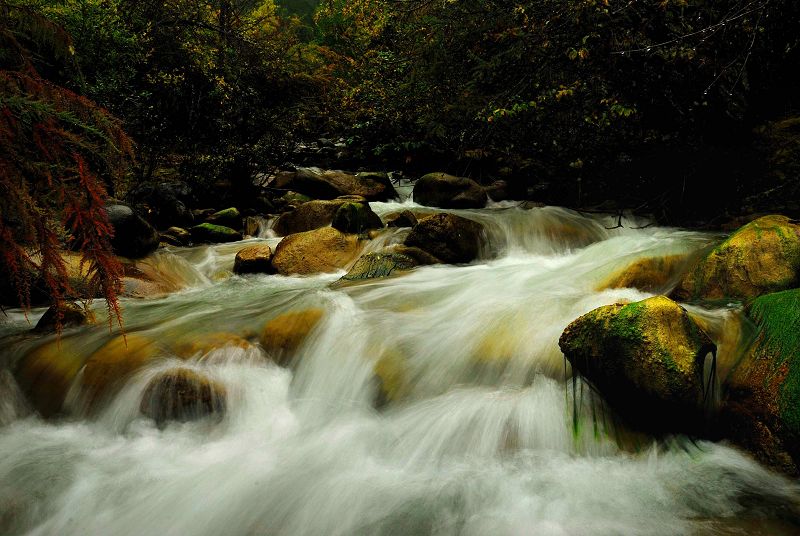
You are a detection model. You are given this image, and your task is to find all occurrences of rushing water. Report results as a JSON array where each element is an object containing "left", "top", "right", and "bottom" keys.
[{"left": 1, "top": 200, "right": 798, "bottom": 535}]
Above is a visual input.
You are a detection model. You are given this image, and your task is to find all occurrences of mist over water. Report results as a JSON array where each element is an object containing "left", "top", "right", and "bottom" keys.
[{"left": 1, "top": 202, "right": 798, "bottom": 535}]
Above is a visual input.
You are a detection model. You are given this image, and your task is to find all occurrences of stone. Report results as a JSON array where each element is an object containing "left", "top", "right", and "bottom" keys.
[
  {"left": 559, "top": 296, "right": 716, "bottom": 432},
  {"left": 233, "top": 244, "right": 274, "bottom": 274},
  {"left": 385, "top": 210, "right": 418, "bottom": 228},
  {"left": 412, "top": 172, "right": 487, "bottom": 209},
  {"left": 404, "top": 213, "right": 484, "bottom": 264},
  {"left": 672, "top": 215, "right": 800, "bottom": 302},
  {"left": 33, "top": 302, "right": 94, "bottom": 333},
  {"left": 331, "top": 202, "right": 383, "bottom": 234},
  {"left": 127, "top": 181, "right": 195, "bottom": 228},
  {"left": 598, "top": 255, "right": 688, "bottom": 293},
  {"left": 190, "top": 223, "right": 243, "bottom": 243},
  {"left": 272, "top": 199, "right": 352, "bottom": 236},
  {"left": 337, "top": 252, "right": 417, "bottom": 284},
  {"left": 260, "top": 309, "right": 324, "bottom": 366},
  {"left": 172, "top": 332, "right": 254, "bottom": 359},
  {"left": 271, "top": 227, "right": 364, "bottom": 275},
  {"left": 160, "top": 226, "right": 191, "bottom": 246},
  {"left": 104, "top": 204, "right": 160, "bottom": 259},
  {"left": 140, "top": 368, "right": 226, "bottom": 425},
  {"left": 270, "top": 167, "right": 398, "bottom": 201},
  {"left": 205, "top": 207, "right": 241, "bottom": 229}
]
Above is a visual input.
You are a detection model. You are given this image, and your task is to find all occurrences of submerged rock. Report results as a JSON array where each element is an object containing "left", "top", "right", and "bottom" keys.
[
  {"left": 105, "top": 204, "right": 160, "bottom": 259},
  {"left": 260, "top": 309, "right": 324, "bottom": 366},
  {"left": 673, "top": 215, "right": 800, "bottom": 302},
  {"left": 559, "top": 296, "right": 716, "bottom": 432},
  {"left": 140, "top": 368, "right": 226, "bottom": 425},
  {"left": 233, "top": 244, "right": 274, "bottom": 274},
  {"left": 271, "top": 227, "right": 364, "bottom": 275},
  {"left": 404, "top": 213, "right": 484, "bottom": 264},
  {"left": 412, "top": 172, "right": 487, "bottom": 209},
  {"left": 373, "top": 350, "right": 409, "bottom": 407},
  {"left": 190, "top": 223, "right": 242, "bottom": 243},
  {"left": 337, "top": 251, "right": 417, "bottom": 285},
  {"left": 14, "top": 338, "right": 87, "bottom": 417},
  {"left": 173, "top": 332, "right": 254, "bottom": 359},
  {"left": 719, "top": 289, "right": 800, "bottom": 474},
  {"left": 598, "top": 254, "right": 689, "bottom": 293}
]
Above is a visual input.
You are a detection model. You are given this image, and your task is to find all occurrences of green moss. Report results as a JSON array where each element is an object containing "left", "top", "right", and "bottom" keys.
[{"left": 747, "top": 289, "right": 800, "bottom": 434}]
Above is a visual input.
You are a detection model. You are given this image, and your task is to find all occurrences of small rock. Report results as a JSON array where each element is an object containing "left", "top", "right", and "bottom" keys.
[
  {"left": 385, "top": 210, "right": 418, "bottom": 228},
  {"left": 33, "top": 302, "right": 94, "bottom": 333},
  {"left": 233, "top": 244, "right": 274, "bottom": 274},
  {"left": 104, "top": 204, "right": 160, "bottom": 258}
]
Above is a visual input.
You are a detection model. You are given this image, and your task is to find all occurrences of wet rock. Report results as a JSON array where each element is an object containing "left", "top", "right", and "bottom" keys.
[
  {"left": 190, "top": 223, "right": 242, "bottom": 243},
  {"left": 140, "top": 368, "right": 226, "bottom": 425},
  {"left": 598, "top": 255, "right": 689, "bottom": 293},
  {"left": 672, "top": 215, "right": 800, "bottom": 302},
  {"left": 559, "top": 296, "right": 716, "bottom": 432},
  {"left": 279, "top": 191, "right": 312, "bottom": 207},
  {"left": 485, "top": 179, "right": 525, "bottom": 202},
  {"left": 160, "top": 226, "right": 191, "bottom": 246},
  {"left": 244, "top": 216, "right": 263, "bottom": 237},
  {"left": 14, "top": 338, "right": 86, "bottom": 417},
  {"left": 233, "top": 244, "right": 274, "bottom": 274},
  {"left": 173, "top": 332, "right": 254, "bottom": 359},
  {"left": 718, "top": 289, "right": 800, "bottom": 475},
  {"left": 271, "top": 227, "right": 364, "bottom": 275},
  {"left": 390, "top": 245, "right": 441, "bottom": 265},
  {"left": 205, "top": 207, "right": 241, "bottom": 229},
  {"left": 331, "top": 202, "right": 383, "bottom": 234},
  {"left": 412, "top": 172, "right": 487, "bottom": 209},
  {"left": 104, "top": 204, "right": 160, "bottom": 258},
  {"left": 404, "top": 213, "right": 484, "bottom": 264},
  {"left": 373, "top": 350, "right": 409, "bottom": 407},
  {"left": 81, "top": 334, "right": 165, "bottom": 408},
  {"left": 33, "top": 302, "right": 94, "bottom": 333},
  {"left": 260, "top": 309, "right": 324, "bottom": 366},
  {"left": 385, "top": 210, "right": 418, "bottom": 228},
  {"left": 337, "top": 252, "right": 417, "bottom": 285},
  {"left": 270, "top": 168, "right": 398, "bottom": 201},
  {"left": 272, "top": 199, "right": 354, "bottom": 236}
]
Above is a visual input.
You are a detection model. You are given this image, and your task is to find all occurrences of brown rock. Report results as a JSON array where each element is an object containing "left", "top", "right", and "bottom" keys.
[
  {"left": 271, "top": 227, "right": 364, "bottom": 275},
  {"left": 233, "top": 244, "right": 274, "bottom": 274}
]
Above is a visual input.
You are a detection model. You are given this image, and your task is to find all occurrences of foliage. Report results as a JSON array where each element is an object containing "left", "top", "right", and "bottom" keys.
[{"left": 0, "top": 1, "right": 131, "bottom": 323}]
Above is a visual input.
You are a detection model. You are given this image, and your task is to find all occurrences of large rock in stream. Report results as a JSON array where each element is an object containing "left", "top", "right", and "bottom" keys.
[
  {"left": 140, "top": 368, "right": 226, "bottom": 425},
  {"left": 105, "top": 204, "right": 160, "bottom": 259},
  {"left": 271, "top": 168, "right": 398, "bottom": 201},
  {"left": 412, "top": 172, "right": 487, "bottom": 209},
  {"left": 404, "top": 213, "right": 484, "bottom": 264},
  {"left": 273, "top": 197, "right": 382, "bottom": 236},
  {"left": 559, "top": 296, "right": 716, "bottom": 432},
  {"left": 271, "top": 227, "right": 364, "bottom": 275},
  {"left": 719, "top": 289, "right": 800, "bottom": 474},
  {"left": 672, "top": 215, "right": 800, "bottom": 302}
]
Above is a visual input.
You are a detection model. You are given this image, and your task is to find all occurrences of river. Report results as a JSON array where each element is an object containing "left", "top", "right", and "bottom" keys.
[{"left": 1, "top": 197, "right": 798, "bottom": 535}]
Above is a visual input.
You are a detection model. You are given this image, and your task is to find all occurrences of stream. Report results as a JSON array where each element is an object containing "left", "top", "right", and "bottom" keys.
[{"left": 1, "top": 197, "right": 798, "bottom": 535}]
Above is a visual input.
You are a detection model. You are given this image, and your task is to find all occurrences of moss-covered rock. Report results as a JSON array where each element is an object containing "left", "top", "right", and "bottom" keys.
[
  {"left": 233, "top": 244, "right": 274, "bottom": 274},
  {"left": 672, "top": 215, "right": 800, "bottom": 302},
  {"left": 139, "top": 368, "right": 226, "bottom": 425},
  {"left": 14, "top": 338, "right": 87, "bottom": 417},
  {"left": 598, "top": 254, "right": 688, "bottom": 293},
  {"left": 336, "top": 252, "right": 417, "bottom": 285},
  {"left": 331, "top": 202, "right": 383, "bottom": 234},
  {"left": 81, "top": 334, "right": 165, "bottom": 408},
  {"left": 271, "top": 227, "right": 364, "bottom": 275},
  {"left": 190, "top": 223, "right": 242, "bottom": 243},
  {"left": 719, "top": 289, "right": 800, "bottom": 474},
  {"left": 404, "top": 213, "right": 484, "bottom": 264},
  {"left": 412, "top": 172, "right": 487, "bottom": 209},
  {"left": 559, "top": 296, "right": 716, "bottom": 431},
  {"left": 205, "top": 207, "right": 241, "bottom": 229},
  {"left": 260, "top": 309, "right": 324, "bottom": 366}
]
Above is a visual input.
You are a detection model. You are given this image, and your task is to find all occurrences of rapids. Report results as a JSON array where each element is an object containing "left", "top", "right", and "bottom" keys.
[{"left": 1, "top": 199, "right": 798, "bottom": 535}]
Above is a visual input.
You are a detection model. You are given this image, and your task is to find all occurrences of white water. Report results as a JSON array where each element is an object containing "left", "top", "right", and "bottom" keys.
[{"left": 1, "top": 203, "right": 798, "bottom": 535}]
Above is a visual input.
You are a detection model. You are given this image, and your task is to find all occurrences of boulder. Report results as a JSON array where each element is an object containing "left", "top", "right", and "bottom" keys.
[
  {"left": 598, "top": 255, "right": 688, "bottom": 293},
  {"left": 559, "top": 296, "right": 716, "bottom": 432},
  {"left": 385, "top": 210, "right": 418, "bottom": 228},
  {"left": 260, "top": 309, "right": 324, "bottom": 366},
  {"left": 718, "top": 289, "right": 800, "bottom": 474},
  {"left": 331, "top": 202, "right": 383, "bottom": 234},
  {"left": 412, "top": 172, "right": 487, "bottom": 209},
  {"left": 272, "top": 199, "right": 353, "bottom": 236},
  {"left": 672, "top": 215, "right": 800, "bottom": 302},
  {"left": 173, "top": 332, "right": 253, "bottom": 359},
  {"left": 337, "top": 251, "right": 417, "bottom": 284},
  {"left": 205, "top": 207, "right": 241, "bottom": 229},
  {"left": 271, "top": 168, "right": 398, "bottom": 201},
  {"left": 104, "top": 204, "right": 160, "bottom": 259},
  {"left": 190, "top": 223, "right": 242, "bottom": 243},
  {"left": 140, "top": 368, "right": 226, "bottom": 425},
  {"left": 160, "top": 226, "right": 191, "bottom": 247},
  {"left": 127, "top": 181, "right": 194, "bottom": 228},
  {"left": 33, "top": 302, "right": 94, "bottom": 333},
  {"left": 14, "top": 338, "right": 86, "bottom": 417},
  {"left": 81, "top": 334, "right": 164, "bottom": 408},
  {"left": 271, "top": 227, "right": 364, "bottom": 275},
  {"left": 233, "top": 244, "right": 274, "bottom": 274},
  {"left": 404, "top": 213, "right": 484, "bottom": 264}
]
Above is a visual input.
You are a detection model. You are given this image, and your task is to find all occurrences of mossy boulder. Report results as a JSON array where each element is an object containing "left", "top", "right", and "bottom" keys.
[
  {"left": 598, "top": 255, "right": 688, "bottom": 293},
  {"left": 233, "top": 244, "right": 274, "bottom": 274},
  {"left": 271, "top": 227, "right": 364, "bottom": 275},
  {"left": 559, "top": 296, "right": 716, "bottom": 431},
  {"left": 14, "top": 338, "right": 87, "bottom": 417},
  {"left": 33, "top": 302, "right": 94, "bottom": 333},
  {"left": 205, "top": 207, "right": 241, "bottom": 229},
  {"left": 336, "top": 252, "right": 417, "bottom": 285},
  {"left": 139, "top": 368, "right": 226, "bottom": 425},
  {"left": 404, "top": 213, "right": 484, "bottom": 264},
  {"left": 260, "top": 309, "right": 324, "bottom": 366},
  {"left": 190, "top": 223, "right": 243, "bottom": 243},
  {"left": 412, "top": 172, "right": 487, "bottom": 209},
  {"left": 718, "top": 289, "right": 800, "bottom": 474},
  {"left": 672, "top": 215, "right": 800, "bottom": 302},
  {"left": 81, "top": 334, "right": 165, "bottom": 408},
  {"left": 331, "top": 202, "right": 383, "bottom": 234}
]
